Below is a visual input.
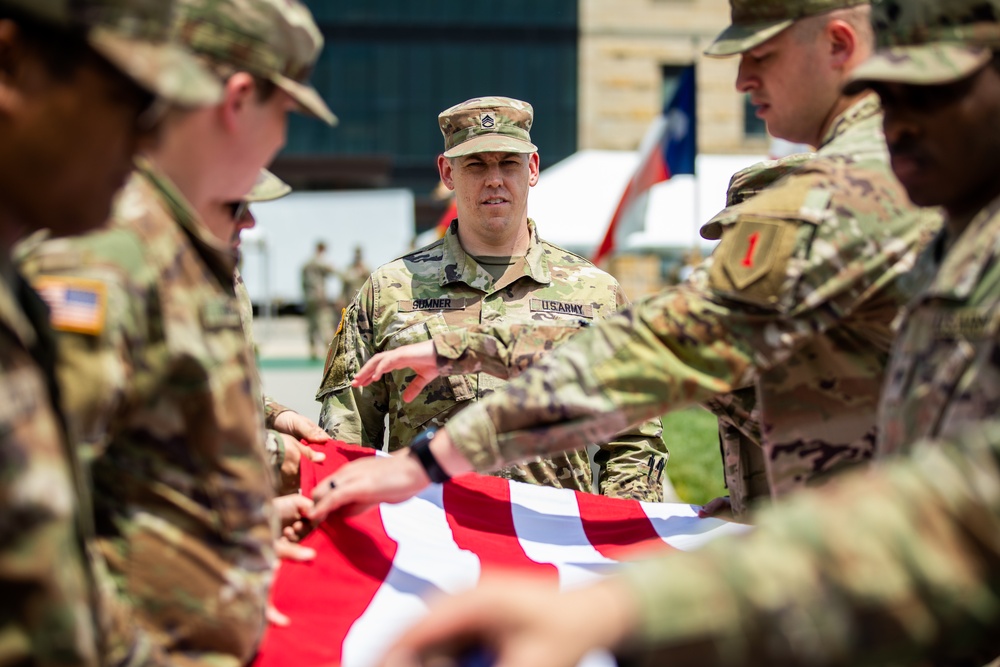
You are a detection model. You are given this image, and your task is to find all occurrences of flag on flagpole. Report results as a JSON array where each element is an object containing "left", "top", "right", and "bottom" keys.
[
  {"left": 254, "top": 442, "right": 747, "bottom": 667},
  {"left": 593, "top": 65, "right": 697, "bottom": 265}
]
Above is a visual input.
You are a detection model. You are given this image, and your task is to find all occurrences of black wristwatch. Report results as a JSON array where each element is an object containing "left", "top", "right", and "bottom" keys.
[{"left": 409, "top": 427, "right": 451, "bottom": 484}]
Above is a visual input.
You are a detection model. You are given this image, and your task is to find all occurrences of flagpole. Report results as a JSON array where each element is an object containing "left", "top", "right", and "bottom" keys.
[{"left": 693, "top": 156, "right": 700, "bottom": 249}]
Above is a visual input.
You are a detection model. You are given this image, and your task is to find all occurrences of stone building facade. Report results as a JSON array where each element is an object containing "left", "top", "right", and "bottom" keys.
[{"left": 580, "top": 0, "right": 766, "bottom": 155}]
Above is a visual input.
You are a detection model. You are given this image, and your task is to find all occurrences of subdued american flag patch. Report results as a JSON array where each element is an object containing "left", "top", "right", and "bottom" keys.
[{"left": 32, "top": 276, "right": 107, "bottom": 336}]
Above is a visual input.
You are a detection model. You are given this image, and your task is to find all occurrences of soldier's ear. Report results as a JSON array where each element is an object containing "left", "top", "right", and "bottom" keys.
[
  {"left": 527, "top": 152, "right": 540, "bottom": 187},
  {"left": 438, "top": 154, "right": 456, "bottom": 190},
  {"left": 218, "top": 71, "right": 256, "bottom": 134},
  {"left": 826, "top": 18, "right": 858, "bottom": 70}
]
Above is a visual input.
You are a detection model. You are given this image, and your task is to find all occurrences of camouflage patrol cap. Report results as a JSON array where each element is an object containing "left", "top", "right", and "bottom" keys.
[
  {"left": 701, "top": 153, "right": 813, "bottom": 240},
  {"left": 244, "top": 169, "right": 291, "bottom": 203},
  {"left": 0, "top": 0, "right": 221, "bottom": 106},
  {"left": 706, "top": 0, "right": 870, "bottom": 56},
  {"left": 845, "top": 0, "right": 1000, "bottom": 92},
  {"left": 174, "top": 0, "right": 337, "bottom": 126},
  {"left": 439, "top": 96, "right": 538, "bottom": 158}
]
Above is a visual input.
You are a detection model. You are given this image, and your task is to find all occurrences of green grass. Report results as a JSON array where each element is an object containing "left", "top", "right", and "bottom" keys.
[
  {"left": 661, "top": 407, "right": 727, "bottom": 505},
  {"left": 257, "top": 357, "right": 326, "bottom": 370}
]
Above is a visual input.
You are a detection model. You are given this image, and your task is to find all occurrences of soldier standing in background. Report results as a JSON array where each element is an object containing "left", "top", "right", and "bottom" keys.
[
  {"left": 0, "top": 0, "right": 221, "bottom": 664},
  {"left": 311, "top": 0, "right": 941, "bottom": 522},
  {"left": 354, "top": 1, "right": 1000, "bottom": 665},
  {"left": 17, "top": 0, "right": 335, "bottom": 663},
  {"left": 335, "top": 244, "right": 370, "bottom": 327},
  {"left": 316, "top": 96, "right": 667, "bottom": 501},
  {"left": 301, "top": 240, "right": 336, "bottom": 360}
]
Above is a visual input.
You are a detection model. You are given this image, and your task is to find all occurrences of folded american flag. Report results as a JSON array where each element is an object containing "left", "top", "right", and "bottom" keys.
[{"left": 254, "top": 442, "right": 746, "bottom": 667}]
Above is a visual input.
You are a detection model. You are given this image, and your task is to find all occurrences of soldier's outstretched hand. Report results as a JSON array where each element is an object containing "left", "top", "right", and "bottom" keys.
[
  {"left": 379, "top": 574, "right": 638, "bottom": 667},
  {"left": 353, "top": 340, "right": 439, "bottom": 402}
]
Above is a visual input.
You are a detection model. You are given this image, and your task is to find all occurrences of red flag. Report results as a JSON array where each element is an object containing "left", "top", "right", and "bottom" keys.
[
  {"left": 434, "top": 199, "right": 457, "bottom": 238},
  {"left": 255, "top": 442, "right": 745, "bottom": 667},
  {"left": 593, "top": 66, "right": 697, "bottom": 264}
]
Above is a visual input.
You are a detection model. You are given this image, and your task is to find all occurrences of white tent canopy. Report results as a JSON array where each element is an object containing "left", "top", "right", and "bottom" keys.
[{"left": 527, "top": 150, "right": 768, "bottom": 258}]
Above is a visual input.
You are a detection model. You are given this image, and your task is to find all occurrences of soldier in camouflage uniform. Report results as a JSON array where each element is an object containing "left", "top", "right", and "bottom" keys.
[
  {"left": 0, "top": 1, "right": 221, "bottom": 665},
  {"left": 375, "top": 3, "right": 1000, "bottom": 665},
  {"left": 352, "top": 155, "right": 810, "bottom": 513},
  {"left": 301, "top": 241, "right": 336, "bottom": 360},
  {"left": 312, "top": 0, "right": 942, "bottom": 522},
  {"left": 231, "top": 170, "right": 329, "bottom": 495},
  {"left": 17, "top": 1, "right": 334, "bottom": 664},
  {"left": 316, "top": 96, "right": 667, "bottom": 501},
  {"left": 340, "top": 245, "right": 370, "bottom": 305}
]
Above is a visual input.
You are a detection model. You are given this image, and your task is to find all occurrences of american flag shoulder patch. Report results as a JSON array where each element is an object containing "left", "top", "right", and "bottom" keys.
[{"left": 32, "top": 276, "right": 108, "bottom": 336}]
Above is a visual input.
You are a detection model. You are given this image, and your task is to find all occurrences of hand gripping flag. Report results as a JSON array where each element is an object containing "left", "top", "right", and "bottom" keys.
[
  {"left": 593, "top": 65, "right": 697, "bottom": 264},
  {"left": 254, "top": 442, "right": 746, "bottom": 667}
]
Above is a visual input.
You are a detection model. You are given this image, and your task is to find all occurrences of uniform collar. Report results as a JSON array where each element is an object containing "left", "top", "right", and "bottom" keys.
[
  {"left": 438, "top": 218, "right": 552, "bottom": 291},
  {"left": 0, "top": 259, "right": 36, "bottom": 349},
  {"left": 818, "top": 93, "right": 882, "bottom": 151},
  {"left": 134, "top": 158, "right": 239, "bottom": 279},
  {"left": 924, "top": 193, "right": 1000, "bottom": 302}
]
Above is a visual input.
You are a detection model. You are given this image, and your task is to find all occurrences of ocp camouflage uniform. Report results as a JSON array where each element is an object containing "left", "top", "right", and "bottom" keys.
[
  {"left": 616, "top": 416, "right": 1000, "bottom": 666},
  {"left": 0, "top": 0, "right": 225, "bottom": 664},
  {"left": 317, "top": 220, "right": 668, "bottom": 500},
  {"left": 0, "top": 265, "right": 100, "bottom": 667},
  {"left": 873, "top": 128, "right": 1000, "bottom": 456},
  {"left": 615, "top": 0, "right": 1000, "bottom": 659},
  {"left": 19, "top": 161, "right": 276, "bottom": 667},
  {"left": 701, "top": 152, "right": 812, "bottom": 518},
  {"left": 235, "top": 267, "right": 296, "bottom": 493},
  {"left": 439, "top": 95, "right": 942, "bottom": 515},
  {"left": 301, "top": 255, "right": 335, "bottom": 356}
]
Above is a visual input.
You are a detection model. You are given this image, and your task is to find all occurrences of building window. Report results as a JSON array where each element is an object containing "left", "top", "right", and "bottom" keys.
[
  {"left": 744, "top": 94, "right": 767, "bottom": 138},
  {"left": 661, "top": 65, "right": 685, "bottom": 107}
]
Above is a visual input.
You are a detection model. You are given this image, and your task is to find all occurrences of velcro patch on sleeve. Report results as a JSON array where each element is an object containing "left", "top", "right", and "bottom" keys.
[
  {"left": 32, "top": 276, "right": 107, "bottom": 336},
  {"left": 398, "top": 297, "right": 467, "bottom": 312},
  {"left": 200, "top": 298, "right": 242, "bottom": 330},
  {"left": 529, "top": 299, "right": 594, "bottom": 318},
  {"left": 709, "top": 216, "right": 800, "bottom": 308}
]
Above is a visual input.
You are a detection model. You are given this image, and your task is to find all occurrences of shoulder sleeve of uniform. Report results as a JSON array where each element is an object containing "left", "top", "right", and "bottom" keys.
[
  {"left": 18, "top": 232, "right": 143, "bottom": 337},
  {"left": 617, "top": 417, "right": 1000, "bottom": 666},
  {"left": 316, "top": 282, "right": 373, "bottom": 399},
  {"left": 16, "top": 232, "right": 145, "bottom": 453},
  {"left": 707, "top": 170, "right": 829, "bottom": 310}
]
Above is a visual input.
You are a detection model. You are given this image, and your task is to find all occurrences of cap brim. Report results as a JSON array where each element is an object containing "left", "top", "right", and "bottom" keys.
[
  {"left": 245, "top": 169, "right": 291, "bottom": 203},
  {"left": 88, "top": 27, "right": 222, "bottom": 107},
  {"left": 442, "top": 135, "right": 538, "bottom": 158},
  {"left": 845, "top": 44, "right": 993, "bottom": 94},
  {"left": 704, "top": 19, "right": 792, "bottom": 57},
  {"left": 274, "top": 74, "right": 337, "bottom": 126}
]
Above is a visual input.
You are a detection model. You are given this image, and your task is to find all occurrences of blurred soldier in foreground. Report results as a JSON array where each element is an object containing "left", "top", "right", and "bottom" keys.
[
  {"left": 301, "top": 240, "right": 336, "bottom": 360},
  {"left": 315, "top": 96, "right": 667, "bottom": 501},
  {"left": 17, "top": 0, "right": 335, "bottom": 663},
  {"left": 0, "top": 0, "right": 220, "bottom": 664},
  {"left": 314, "top": 0, "right": 941, "bottom": 520},
  {"left": 374, "top": 1, "right": 1000, "bottom": 665}
]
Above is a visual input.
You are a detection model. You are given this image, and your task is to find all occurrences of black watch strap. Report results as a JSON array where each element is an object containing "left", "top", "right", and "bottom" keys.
[{"left": 409, "top": 427, "right": 451, "bottom": 483}]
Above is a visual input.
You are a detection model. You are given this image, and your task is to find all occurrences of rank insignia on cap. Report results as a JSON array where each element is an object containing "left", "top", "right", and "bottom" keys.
[
  {"left": 480, "top": 113, "right": 496, "bottom": 129},
  {"left": 32, "top": 276, "right": 107, "bottom": 336}
]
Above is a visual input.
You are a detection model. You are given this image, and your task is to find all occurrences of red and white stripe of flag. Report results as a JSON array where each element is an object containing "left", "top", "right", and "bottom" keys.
[{"left": 256, "top": 442, "right": 746, "bottom": 667}]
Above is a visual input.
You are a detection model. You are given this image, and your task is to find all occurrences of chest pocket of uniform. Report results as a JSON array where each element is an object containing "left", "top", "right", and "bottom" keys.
[
  {"left": 161, "top": 297, "right": 270, "bottom": 537},
  {"left": 880, "top": 306, "right": 989, "bottom": 450},
  {"left": 385, "top": 313, "right": 475, "bottom": 428}
]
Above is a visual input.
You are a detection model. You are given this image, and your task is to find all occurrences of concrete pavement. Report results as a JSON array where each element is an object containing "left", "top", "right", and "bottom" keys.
[{"left": 255, "top": 314, "right": 326, "bottom": 423}]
